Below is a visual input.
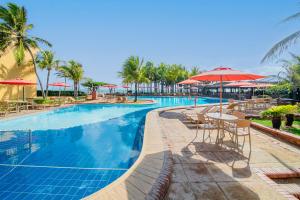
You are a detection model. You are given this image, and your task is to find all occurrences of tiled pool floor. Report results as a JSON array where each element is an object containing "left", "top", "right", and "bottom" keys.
[{"left": 0, "top": 165, "right": 125, "bottom": 200}]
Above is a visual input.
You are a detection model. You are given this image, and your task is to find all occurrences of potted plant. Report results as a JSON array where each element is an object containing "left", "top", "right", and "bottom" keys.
[
  {"left": 283, "top": 105, "right": 297, "bottom": 126},
  {"left": 261, "top": 106, "right": 287, "bottom": 129}
]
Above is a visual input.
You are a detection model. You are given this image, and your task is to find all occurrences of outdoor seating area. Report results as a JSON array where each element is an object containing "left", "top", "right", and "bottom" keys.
[{"left": 158, "top": 106, "right": 300, "bottom": 200}]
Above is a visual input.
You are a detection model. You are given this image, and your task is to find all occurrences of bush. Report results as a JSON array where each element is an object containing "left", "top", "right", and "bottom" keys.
[
  {"left": 37, "top": 90, "right": 86, "bottom": 97},
  {"left": 33, "top": 98, "right": 54, "bottom": 104},
  {"left": 261, "top": 105, "right": 297, "bottom": 118},
  {"left": 265, "top": 83, "right": 292, "bottom": 98}
]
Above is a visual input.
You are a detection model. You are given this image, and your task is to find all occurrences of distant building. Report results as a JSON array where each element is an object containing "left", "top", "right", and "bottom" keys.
[{"left": 0, "top": 49, "right": 37, "bottom": 101}]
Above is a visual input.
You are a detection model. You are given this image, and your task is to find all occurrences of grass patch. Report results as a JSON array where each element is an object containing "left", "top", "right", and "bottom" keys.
[{"left": 252, "top": 118, "right": 300, "bottom": 136}]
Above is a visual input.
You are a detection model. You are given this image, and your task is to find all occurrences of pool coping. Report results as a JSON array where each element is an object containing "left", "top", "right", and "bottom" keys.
[{"left": 84, "top": 103, "right": 221, "bottom": 200}]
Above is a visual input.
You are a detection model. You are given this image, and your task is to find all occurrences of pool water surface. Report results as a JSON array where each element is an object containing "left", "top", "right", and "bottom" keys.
[{"left": 0, "top": 97, "right": 221, "bottom": 199}]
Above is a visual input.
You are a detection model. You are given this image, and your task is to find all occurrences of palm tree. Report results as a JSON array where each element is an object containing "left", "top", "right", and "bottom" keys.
[
  {"left": 36, "top": 51, "right": 60, "bottom": 97},
  {"left": 278, "top": 54, "right": 300, "bottom": 88},
  {"left": 157, "top": 63, "right": 167, "bottom": 94},
  {"left": 143, "top": 61, "right": 156, "bottom": 93},
  {"left": 0, "top": 3, "right": 52, "bottom": 98},
  {"left": 57, "top": 60, "right": 84, "bottom": 97},
  {"left": 81, "top": 78, "right": 106, "bottom": 93},
  {"left": 262, "top": 10, "right": 300, "bottom": 62},
  {"left": 189, "top": 66, "right": 201, "bottom": 77},
  {"left": 119, "top": 56, "right": 149, "bottom": 102}
]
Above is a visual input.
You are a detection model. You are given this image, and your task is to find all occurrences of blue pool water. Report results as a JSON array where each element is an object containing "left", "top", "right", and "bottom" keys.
[{"left": 0, "top": 96, "right": 221, "bottom": 200}]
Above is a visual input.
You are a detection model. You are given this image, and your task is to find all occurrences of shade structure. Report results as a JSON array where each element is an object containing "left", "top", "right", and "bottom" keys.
[
  {"left": 102, "top": 84, "right": 117, "bottom": 88},
  {"left": 191, "top": 67, "right": 266, "bottom": 113},
  {"left": 122, "top": 85, "right": 130, "bottom": 89},
  {"left": 0, "top": 78, "right": 36, "bottom": 100},
  {"left": 102, "top": 84, "right": 117, "bottom": 94},
  {"left": 48, "top": 82, "right": 70, "bottom": 87},
  {"left": 178, "top": 79, "right": 199, "bottom": 85},
  {"left": 48, "top": 82, "right": 70, "bottom": 97},
  {"left": 0, "top": 78, "right": 36, "bottom": 85},
  {"left": 240, "top": 83, "right": 273, "bottom": 88},
  {"left": 225, "top": 81, "right": 256, "bottom": 87}
]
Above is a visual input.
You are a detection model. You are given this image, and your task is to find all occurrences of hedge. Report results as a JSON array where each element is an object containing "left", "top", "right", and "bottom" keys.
[{"left": 37, "top": 90, "right": 86, "bottom": 97}]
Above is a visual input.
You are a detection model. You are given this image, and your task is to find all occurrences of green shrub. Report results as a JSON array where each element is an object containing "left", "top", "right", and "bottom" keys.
[
  {"left": 261, "top": 105, "right": 297, "bottom": 118},
  {"left": 33, "top": 98, "right": 54, "bottom": 104},
  {"left": 37, "top": 90, "right": 86, "bottom": 97},
  {"left": 265, "top": 83, "right": 292, "bottom": 98}
]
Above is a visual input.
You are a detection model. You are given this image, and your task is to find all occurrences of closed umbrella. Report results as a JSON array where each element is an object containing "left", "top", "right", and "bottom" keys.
[{"left": 191, "top": 67, "right": 265, "bottom": 113}]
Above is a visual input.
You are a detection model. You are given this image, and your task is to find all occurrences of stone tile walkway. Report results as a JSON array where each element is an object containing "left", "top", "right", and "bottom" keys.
[{"left": 159, "top": 108, "right": 300, "bottom": 200}]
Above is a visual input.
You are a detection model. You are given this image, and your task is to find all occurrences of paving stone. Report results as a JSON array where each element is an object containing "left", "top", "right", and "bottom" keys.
[{"left": 182, "top": 163, "right": 214, "bottom": 183}]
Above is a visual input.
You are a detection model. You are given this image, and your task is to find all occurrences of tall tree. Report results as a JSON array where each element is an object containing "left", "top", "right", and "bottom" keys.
[
  {"left": 262, "top": 10, "right": 300, "bottom": 62},
  {"left": 157, "top": 63, "right": 167, "bottom": 93},
  {"left": 57, "top": 60, "right": 84, "bottom": 97},
  {"left": 189, "top": 66, "right": 201, "bottom": 77},
  {"left": 0, "top": 3, "right": 52, "bottom": 98},
  {"left": 119, "top": 56, "right": 149, "bottom": 102},
  {"left": 36, "top": 50, "right": 59, "bottom": 97},
  {"left": 278, "top": 53, "right": 300, "bottom": 88}
]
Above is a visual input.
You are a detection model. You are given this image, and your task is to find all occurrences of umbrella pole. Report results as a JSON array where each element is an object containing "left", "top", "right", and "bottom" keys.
[
  {"left": 220, "top": 76, "right": 223, "bottom": 113},
  {"left": 23, "top": 86, "right": 25, "bottom": 101}
]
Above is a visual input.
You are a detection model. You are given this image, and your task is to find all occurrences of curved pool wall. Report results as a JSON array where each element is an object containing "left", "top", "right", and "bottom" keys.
[{"left": 0, "top": 97, "right": 224, "bottom": 199}]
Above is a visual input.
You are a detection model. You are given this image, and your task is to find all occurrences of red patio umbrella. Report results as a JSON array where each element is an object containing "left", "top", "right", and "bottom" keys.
[
  {"left": 178, "top": 79, "right": 199, "bottom": 85},
  {"left": 191, "top": 67, "right": 265, "bottom": 113},
  {"left": 225, "top": 81, "right": 255, "bottom": 87},
  {"left": 0, "top": 78, "right": 36, "bottom": 100},
  {"left": 48, "top": 82, "right": 70, "bottom": 87},
  {"left": 102, "top": 84, "right": 117, "bottom": 94},
  {"left": 48, "top": 82, "right": 70, "bottom": 97}
]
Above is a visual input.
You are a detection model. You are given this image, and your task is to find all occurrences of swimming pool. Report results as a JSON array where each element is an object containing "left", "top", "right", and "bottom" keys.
[{"left": 0, "top": 97, "right": 221, "bottom": 199}]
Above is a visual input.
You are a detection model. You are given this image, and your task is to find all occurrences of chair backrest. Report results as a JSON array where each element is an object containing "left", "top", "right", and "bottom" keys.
[
  {"left": 236, "top": 119, "right": 251, "bottom": 128},
  {"left": 201, "top": 105, "right": 213, "bottom": 114},
  {"left": 232, "top": 111, "right": 246, "bottom": 119},
  {"left": 208, "top": 106, "right": 218, "bottom": 113},
  {"left": 228, "top": 99, "right": 235, "bottom": 103},
  {"left": 255, "top": 98, "right": 265, "bottom": 103},
  {"left": 197, "top": 113, "right": 206, "bottom": 123},
  {"left": 226, "top": 103, "right": 237, "bottom": 110}
]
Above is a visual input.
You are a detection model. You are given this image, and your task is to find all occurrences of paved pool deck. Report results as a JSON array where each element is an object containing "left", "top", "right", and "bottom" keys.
[
  {"left": 84, "top": 105, "right": 300, "bottom": 200},
  {"left": 161, "top": 107, "right": 300, "bottom": 200}
]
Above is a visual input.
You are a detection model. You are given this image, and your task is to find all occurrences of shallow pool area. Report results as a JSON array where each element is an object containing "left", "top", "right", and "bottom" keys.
[{"left": 0, "top": 96, "right": 222, "bottom": 199}]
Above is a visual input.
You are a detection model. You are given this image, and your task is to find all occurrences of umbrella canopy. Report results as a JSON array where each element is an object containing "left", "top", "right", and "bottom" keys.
[
  {"left": 48, "top": 82, "right": 70, "bottom": 87},
  {"left": 225, "top": 81, "right": 255, "bottom": 87},
  {"left": 178, "top": 79, "right": 199, "bottom": 85},
  {"left": 122, "top": 85, "right": 130, "bottom": 89},
  {"left": 0, "top": 78, "right": 36, "bottom": 85},
  {"left": 191, "top": 67, "right": 265, "bottom": 81},
  {"left": 240, "top": 83, "right": 273, "bottom": 88},
  {"left": 102, "top": 84, "right": 117, "bottom": 88},
  {"left": 191, "top": 67, "right": 266, "bottom": 113},
  {"left": 0, "top": 78, "right": 36, "bottom": 100}
]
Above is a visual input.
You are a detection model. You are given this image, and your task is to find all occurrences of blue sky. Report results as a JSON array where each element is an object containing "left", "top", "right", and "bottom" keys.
[{"left": 2, "top": 0, "right": 300, "bottom": 84}]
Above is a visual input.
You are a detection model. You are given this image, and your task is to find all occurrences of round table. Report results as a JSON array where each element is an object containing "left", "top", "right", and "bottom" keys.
[
  {"left": 206, "top": 112, "right": 238, "bottom": 144},
  {"left": 206, "top": 113, "right": 238, "bottom": 121}
]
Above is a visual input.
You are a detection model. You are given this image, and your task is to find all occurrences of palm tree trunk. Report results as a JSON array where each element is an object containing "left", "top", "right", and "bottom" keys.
[
  {"left": 27, "top": 48, "right": 45, "bottom": 99},
  {"left": 134, "top": 82, "right": 138, "bottom": 102},
  {"left": 46, "top": 69, "right": 51, "bottom": 97},
  {"left": 74, "top": 81, "right": 78, "bottom": 97}
]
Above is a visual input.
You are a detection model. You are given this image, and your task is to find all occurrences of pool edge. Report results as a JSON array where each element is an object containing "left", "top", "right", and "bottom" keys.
[{"left": 83, "top": 104, "right": 220, "bottom": 200}]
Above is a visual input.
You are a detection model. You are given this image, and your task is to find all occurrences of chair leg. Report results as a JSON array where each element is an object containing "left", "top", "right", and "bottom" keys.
[{"left": 248, "top": 133, "right": 252, "bottom": 159}]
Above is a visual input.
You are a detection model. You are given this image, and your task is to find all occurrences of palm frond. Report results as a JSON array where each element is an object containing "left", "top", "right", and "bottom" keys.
[
  {"left": 31, "top": 36, "right": 52, "bottom": 47},
  {"left": 281, "top": 12, "right": 300, "bottom": 23},
  {"left": 261, "top": 30, "right": 300, "bottom": 63}
]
